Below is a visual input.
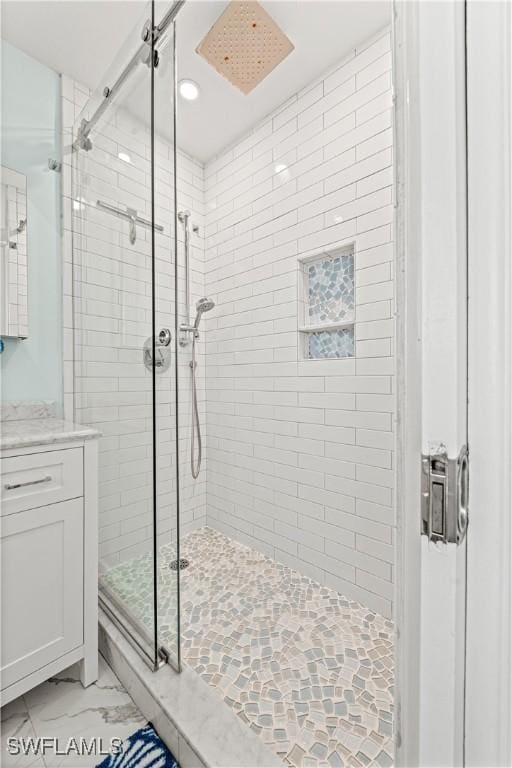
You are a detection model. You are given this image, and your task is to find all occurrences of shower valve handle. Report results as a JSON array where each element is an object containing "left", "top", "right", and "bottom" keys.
[{"left": 158, "top": 328, "right": 172, "bottom": 346}]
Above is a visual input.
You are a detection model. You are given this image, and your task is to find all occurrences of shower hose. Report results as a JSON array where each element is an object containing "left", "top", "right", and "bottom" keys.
[{"left": 190, "top": 332, "right": 202, "bottom": 479}]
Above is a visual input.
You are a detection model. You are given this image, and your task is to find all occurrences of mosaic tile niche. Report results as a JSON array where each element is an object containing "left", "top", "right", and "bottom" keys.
[
  {"left": 307, "top": 328, "right": 355, "bottom": 360},
  {"left": 302, "top": 248, "right": 355, "bottom": 360},
  {"left": 103, "top": 527, "right": 395, "bottom": 768}
]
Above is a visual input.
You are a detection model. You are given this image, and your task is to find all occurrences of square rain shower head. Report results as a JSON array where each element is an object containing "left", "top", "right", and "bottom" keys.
[{"left": 196, "top": 1, "right": 294, "bottom": 95}]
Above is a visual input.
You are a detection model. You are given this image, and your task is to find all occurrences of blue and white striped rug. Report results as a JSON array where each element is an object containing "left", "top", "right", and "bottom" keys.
[{"left": 96, "top": 724, "right": 179, "bottom": 768}]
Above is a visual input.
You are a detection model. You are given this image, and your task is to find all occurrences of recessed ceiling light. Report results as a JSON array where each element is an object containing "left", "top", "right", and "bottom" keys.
[
  {"left": 118, "top": 152, "right": 131, "bottom": 164},
  {"left": 179, "top": 79, "right": 200, "bottom": 101}
]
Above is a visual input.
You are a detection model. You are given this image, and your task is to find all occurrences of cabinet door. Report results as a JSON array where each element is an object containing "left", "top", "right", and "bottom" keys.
[{"left": 1, "top": 498, "right": 83, "bottom": 691}]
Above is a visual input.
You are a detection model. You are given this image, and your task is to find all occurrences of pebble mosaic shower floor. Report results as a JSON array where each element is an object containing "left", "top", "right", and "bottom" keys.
[{"left": 102, "top": 527, "right": 395, "bottom": 767}]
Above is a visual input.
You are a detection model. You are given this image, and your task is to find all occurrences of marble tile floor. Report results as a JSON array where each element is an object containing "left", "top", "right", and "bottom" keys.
[
  {"left": 103, "top": 527, "right": 395, "bottom": 768},
  {"left": 1, "top": 657, "right": 145, "bottom": 768}
]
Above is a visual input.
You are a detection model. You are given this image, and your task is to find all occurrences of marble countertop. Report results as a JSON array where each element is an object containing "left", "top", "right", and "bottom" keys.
[{"left": 1, "top": 417, "right": 101, "bottom": 451}]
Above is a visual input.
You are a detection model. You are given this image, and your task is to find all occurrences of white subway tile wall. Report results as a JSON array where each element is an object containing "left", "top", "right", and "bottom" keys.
[
  {"left": 63, "top": 75, "right": 207, "bottom": 573},
  {"left": 203, "top": 29, "right": 395, "bottom": 617},
  {"left": 63, "top": 26, "right": 395, "bottom": 618}
]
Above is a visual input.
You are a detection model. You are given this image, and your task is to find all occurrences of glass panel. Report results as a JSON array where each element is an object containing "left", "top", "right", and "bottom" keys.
[
  {"left": 153, "top": 13, "right": 181, "bottom": 669},
  {"left": 307, "top": 327, "right": 355, "bottom": 359},
  {"left": 71, "top": 1, "right": 180, "bottom": 668}
]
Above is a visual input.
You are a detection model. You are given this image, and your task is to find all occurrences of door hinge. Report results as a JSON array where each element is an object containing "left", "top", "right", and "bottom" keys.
[{"left": 421, "top": 443, "right": 469, "bottom": 544}]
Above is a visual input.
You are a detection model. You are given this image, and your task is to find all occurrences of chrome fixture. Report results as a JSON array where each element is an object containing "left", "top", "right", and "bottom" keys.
[
  {"left": 1, "top": 218, "right": 27, "bottom": 250},
  {"left": 180, "top": 296, "right": 213, "bottom": 339},
  {"left": 189, "top": 298, "right": 215, "bottom": 479},
  {"left": 9, "top": 218, "right": 26, "bottom": 237},
  {"left": 178, "top": 210, "right": 199, "bottom": 347},
  {"left": 97, "top": 200, "right": 164, "bottom": 244},
  {"left": 74, "top": 0, "right": 185, "bottom": 152},
  {"left": 75, "top": 119, "right": 93, "bottom": 152},
  {"left": 143, "top": 329, "right": 172, "bottom": 372},
  {"left": 158, "top": 328, "right": 172, "bottom": 346},
  {"left": 177, "top": 210, "right": 211, "bottom": 479},
  {"left": 421, "top": 443, "right": 469, "bottom": 545},
  {"left": 4, "top": 475, "right": 52, "bottom": 491},
  {"left": 48, "top": 158, "right": 62, "bottom": 172},
  {"left": 193, "top": 297, "right": 215, "bottom": 329}
]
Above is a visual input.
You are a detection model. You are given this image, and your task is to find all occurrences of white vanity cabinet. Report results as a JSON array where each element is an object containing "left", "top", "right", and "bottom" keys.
[{"left": 0, "top": 426, "right": 99, "bottom": 706}]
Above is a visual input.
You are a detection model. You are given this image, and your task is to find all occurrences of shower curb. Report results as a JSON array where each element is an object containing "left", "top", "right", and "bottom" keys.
[{"left": 98, "top": 609, "right": 283, "bottom": 768}]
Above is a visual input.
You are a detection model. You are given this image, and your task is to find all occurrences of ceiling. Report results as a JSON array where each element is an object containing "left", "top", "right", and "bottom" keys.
[
  {"left": 1, "top": 1, "right": 149, "bottom": 89},
  {"left": 1, "top": 0, "right": 391, "bottom": 163}
]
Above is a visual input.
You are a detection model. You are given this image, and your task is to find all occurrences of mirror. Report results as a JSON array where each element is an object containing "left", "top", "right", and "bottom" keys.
[{"left": 0, "top": 165, "right": 28, "bottom": 338}]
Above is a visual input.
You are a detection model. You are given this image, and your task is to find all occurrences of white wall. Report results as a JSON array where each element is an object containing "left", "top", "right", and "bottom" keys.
[{"left": 203, "top": 28, "right": 395, "bottom": 617}]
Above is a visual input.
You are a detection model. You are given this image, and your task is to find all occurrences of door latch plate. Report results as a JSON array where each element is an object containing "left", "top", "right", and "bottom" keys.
[{"left": 421, "top": 443, "right": 469, "bottom": 545}]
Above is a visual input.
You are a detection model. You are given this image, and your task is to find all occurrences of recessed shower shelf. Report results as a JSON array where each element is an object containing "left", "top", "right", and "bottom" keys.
[
  {"left": 299, "top": 245, "right": 355, "bottom": 359},
  {"left": 298, "top": 319, "right": 354, "bottom": 334}
]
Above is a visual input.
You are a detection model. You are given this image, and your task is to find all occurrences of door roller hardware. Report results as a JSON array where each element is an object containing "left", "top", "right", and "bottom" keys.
[{"left": 421, "top": 443, "right": 469, "bottom": 545}]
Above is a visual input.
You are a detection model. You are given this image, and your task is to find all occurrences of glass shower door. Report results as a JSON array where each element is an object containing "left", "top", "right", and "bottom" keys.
[
  {"left": 71, "top": 0, "right": 180, "bottom": 670},
  {"left": 152, "top": 11, "right": 181, "bottom": 671}
]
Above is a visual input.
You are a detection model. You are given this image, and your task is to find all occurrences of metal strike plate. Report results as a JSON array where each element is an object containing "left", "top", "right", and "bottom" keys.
[{"left": 421, "top": 444, "right": 469, "bottom": 545}]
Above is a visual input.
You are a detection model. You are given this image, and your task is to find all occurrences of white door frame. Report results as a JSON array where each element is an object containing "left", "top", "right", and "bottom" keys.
[
  {"left": 392, "top": 2, "right": 423, "bottom": 762},
  {"left": 394, "top": 2, "right": 468, "bottom": 765},
  {"left": 466, "top": 2, "right": 512, "bottom": 765},
  {"left": 394, "top": 1, "right": 512, "bottom": 766}
]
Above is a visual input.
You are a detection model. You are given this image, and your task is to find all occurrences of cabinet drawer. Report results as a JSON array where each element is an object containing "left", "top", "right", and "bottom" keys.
[{"left": 0, "top": 448, "right": 83, "bottom": 516}]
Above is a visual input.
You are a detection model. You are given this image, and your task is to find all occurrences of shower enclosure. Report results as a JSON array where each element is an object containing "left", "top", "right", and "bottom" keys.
[
  {"left": 72, "top": 1, "right": 184, "bottom": 670},
  {"left": 71, "top": 1, "right": 400, "bottom": 764},
  {"left": 63, "top": 0, "right": 486, "bottom": 762}
]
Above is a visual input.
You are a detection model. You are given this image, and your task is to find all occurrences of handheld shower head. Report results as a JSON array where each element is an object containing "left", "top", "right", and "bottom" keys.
[
  {"left": 193, "top": 297, "right": 215, "bottom": 329},
  {"left": 196, "top": 297, "right": 215, "bottom": 313}
]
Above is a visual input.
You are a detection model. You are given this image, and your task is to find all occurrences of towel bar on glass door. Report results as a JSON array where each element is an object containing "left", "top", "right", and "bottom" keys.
[{"left": 96, "top": 200, "right": 164, "bottom": 244}]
